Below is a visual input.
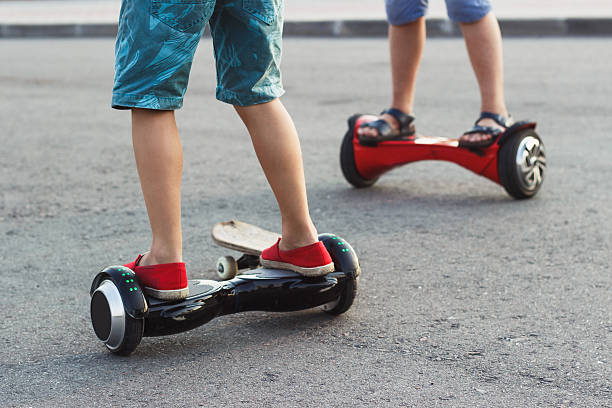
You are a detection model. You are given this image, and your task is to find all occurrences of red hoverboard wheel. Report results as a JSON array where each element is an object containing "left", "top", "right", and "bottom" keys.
[{"left": 340, "top": 115, "right": 379, "bottom": 188}]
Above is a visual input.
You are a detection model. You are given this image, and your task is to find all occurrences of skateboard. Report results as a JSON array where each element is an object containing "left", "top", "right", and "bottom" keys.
[{"left": 211, "top": 219, "right": 281, "bottom": 280}]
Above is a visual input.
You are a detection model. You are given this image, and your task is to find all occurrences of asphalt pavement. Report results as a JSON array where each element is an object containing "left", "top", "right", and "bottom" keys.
[{"left": 1, "top": 38, "right": 611, "bottom": 407}]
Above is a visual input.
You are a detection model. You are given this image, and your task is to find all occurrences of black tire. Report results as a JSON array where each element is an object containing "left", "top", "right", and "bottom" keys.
[
  {"left": 109, "top": 314, "right": 144, "bottom": 356},
  {"left": 91, "top": 272, "right": 145, "bottom": 356},
  {"left": 323, "top": 274, "right": 357, "bottom": 316},
  {"left": 340, "top": 116, "right": 379, "bottom": 188},
  {"left": 318, "top": 233, "right": 360, "bottom": 316},
  {"left": 498, "top": 129, "right": 546, "bottom": 199}
]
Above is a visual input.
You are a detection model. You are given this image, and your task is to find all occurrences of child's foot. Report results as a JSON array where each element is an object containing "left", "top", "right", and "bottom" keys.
[
  {"left": 260, "top": 239, "right": 335, "bottom": 277},
  {"left": 124, "top": 254, "right": 189, "bottom": 300},
  {"left": 459, "top": 111, "right": 512, "bottom": 148},
  {"left": 356, "top": 108, "right": 416, "bottom": 142}
]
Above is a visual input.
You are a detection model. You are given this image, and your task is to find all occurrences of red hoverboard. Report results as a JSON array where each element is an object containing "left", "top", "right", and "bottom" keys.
[{"left": 340, "top": 114, "right": 546, "bottom": 199}]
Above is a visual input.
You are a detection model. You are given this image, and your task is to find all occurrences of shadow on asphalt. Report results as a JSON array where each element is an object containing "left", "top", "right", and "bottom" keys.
[{"left": 87, "top": 310, "right": 340, "bottom": 362}]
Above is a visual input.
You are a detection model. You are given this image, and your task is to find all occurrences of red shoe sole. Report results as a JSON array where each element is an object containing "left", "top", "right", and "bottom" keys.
[{"left": 260, "top": 257, "right": 335, "bottom": 277}]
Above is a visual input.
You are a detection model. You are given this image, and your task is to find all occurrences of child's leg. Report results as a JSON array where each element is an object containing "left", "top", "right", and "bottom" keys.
[
  {"left": 234, "top": 99, "right": 318, "bottom": 251},
  {"left": 111, "top": 0, "right": 215, "bottom": 298},
  {"left": 209, "top": 2, "right": 317, "bottom": 249},
  {"left": 358, "top": 6, "right": 426, "bottom": 139},
  {"left": 460, "top": 12, "right": 507, "bottom": 116},
  {"left": 209, "top": 2, "right": 333, "bottom": 275},
  {"left": 458, "top": 11, "right": 509, "bottom": 144},
  {"left": 388, "top": 18, "right": 426, "bottom": 116},
  {"left": 131, "top": 109, "right": 183, "bottom": 265}
]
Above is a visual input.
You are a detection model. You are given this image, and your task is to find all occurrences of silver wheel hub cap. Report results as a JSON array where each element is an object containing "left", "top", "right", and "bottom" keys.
[
  {"left": 516, "top": 136, "right": 546, "bottom": 191},
  {"left": 93, "top": 280, "right": 126, "bottom": 350}
]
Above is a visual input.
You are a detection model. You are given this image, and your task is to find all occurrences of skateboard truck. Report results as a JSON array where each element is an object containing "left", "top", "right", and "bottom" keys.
[
  {"left": 211, "top": 219, "right": 281, "bottom": 280},
  {"left": 89, "top": 233, "right": 360, "bottom": 356},
  {"left": 341, "top": 114, "right": 546, "bottom": 199}
]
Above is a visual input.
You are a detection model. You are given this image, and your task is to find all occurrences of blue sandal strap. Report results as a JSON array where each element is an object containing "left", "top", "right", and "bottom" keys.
[
  {"left": 381, "top": 108, "right": 416, "bottom": 134},
  {"left": 357, "top": 108, "right": 416, "bottom": 146},
  {"left": 460, "top": 112, "right": 513, "bottom": 148},
  {"left": 359, "top": 118, "right": 394, "bottom": 138},
  {"left": 463, "top": 125, "right": 504, "bottom": 136},
  {"left": 477, "top": 111, "right": 513, "bottom": 128}
]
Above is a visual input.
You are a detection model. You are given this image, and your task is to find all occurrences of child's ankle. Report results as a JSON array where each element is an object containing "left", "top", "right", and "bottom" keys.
[
  {"left": 279, "top": 222, "right": 319, "bottom": 251},
  {"left": 140, "top": 250, "right": 183, "bottom": 266}
]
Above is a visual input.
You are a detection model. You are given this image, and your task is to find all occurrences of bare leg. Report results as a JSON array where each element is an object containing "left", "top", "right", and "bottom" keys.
[
  {"left": 131, "top": 109, "right": 183, "bottom": 266},
  {"left": 358, "top": 17, "right": 425, "bottom": 138},
  {"left": 234, "top": 99, "right": 318, "bottom": 251},
  {"left": 459, "top": 12, "right": 509, "bottom": 143}
]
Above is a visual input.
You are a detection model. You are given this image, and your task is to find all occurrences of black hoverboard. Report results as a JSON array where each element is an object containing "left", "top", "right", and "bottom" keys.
[{"left": 90, "top": 234, "right": 360, "bottom": 356}]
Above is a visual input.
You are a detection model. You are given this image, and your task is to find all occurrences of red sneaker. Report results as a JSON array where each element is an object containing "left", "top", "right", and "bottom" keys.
[
  {"left": 124, "top": 254, "right": 189, "bottom": 300},
  {"left": 260, "top": 239, "right": 335, "bottom": 276}
]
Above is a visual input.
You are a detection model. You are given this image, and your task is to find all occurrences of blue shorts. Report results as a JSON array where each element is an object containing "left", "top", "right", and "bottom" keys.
[
  {"left": 112, "top": 0, "right": 285, "bottom": 110},
  {"left": 385, "top": 0, "right": 491, "bottom": 25}
]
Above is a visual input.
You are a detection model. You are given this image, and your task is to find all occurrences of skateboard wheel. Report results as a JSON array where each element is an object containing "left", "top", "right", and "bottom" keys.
[
  {"left": 216, "top": 256, "right": 238, "bottom": 280},
  {"left": 498, "top": 129, "right": 546, "bottom": 199}
]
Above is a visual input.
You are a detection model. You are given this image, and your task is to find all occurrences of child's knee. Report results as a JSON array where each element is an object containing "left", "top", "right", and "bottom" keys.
[
  {"left": 385, "top": 0, "right": 428, "bottom": 26},
  {"left": 233, "top": 98, "right": 278, "bottom": 110},
  {"left": 445, "top": 0, "right": 491, "bottom": 23}
]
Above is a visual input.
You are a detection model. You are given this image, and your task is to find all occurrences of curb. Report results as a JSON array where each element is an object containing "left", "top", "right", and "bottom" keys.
[{"left": 2, "top": 18, "right": 612, "bottom": 38}]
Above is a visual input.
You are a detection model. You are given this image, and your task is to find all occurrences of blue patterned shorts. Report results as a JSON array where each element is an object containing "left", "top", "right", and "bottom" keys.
[{"left": 112, "top": 0, "right": 284, "bottom": 110}]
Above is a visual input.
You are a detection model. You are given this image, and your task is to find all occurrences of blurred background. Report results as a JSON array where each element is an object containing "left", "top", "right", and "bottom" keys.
[{"left": 2, "top": 0, "right": 612, "bottom": 37}]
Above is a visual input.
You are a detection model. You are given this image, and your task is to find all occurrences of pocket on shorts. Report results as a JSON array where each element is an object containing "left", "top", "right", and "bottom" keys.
[
  {"left": 242, "top": 0, "right": 280, "bottom": 25},
  {"left": 151, "top": 0, "right": 215, "bottom": 32}
]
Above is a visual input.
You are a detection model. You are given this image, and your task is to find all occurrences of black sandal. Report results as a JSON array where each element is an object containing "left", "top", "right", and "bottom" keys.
[
  {"left": 459, "top": 111, "right": 513, "bottom": 148},
  {"left": 358, "top": 108, "right": 416, "bottom": 146}
]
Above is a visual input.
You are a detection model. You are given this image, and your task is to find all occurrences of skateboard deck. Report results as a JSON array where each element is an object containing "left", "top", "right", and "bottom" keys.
[{"left": 211, "top": 220, "right": 280, "bottom": 256}]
